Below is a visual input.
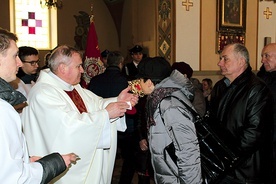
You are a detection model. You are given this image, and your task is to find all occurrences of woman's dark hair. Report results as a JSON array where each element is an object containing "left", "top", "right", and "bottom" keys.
[{"left": 202, "top": 78, "right": 213, "bottom": 90}]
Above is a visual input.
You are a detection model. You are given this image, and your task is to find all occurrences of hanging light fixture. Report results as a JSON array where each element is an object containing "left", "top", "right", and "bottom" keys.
[{"left": 40, "top": 0, "right": 63, "bottom": 9}]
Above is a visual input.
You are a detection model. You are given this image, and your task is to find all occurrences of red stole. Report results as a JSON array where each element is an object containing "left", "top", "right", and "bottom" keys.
[{"left": 65, "top": 89, "right": 87, "bottom": 113}]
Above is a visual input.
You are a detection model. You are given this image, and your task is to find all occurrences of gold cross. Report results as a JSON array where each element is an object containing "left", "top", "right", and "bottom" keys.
[
  {"left": 182, "top": 0, "right": 193, "bottom": 11},
  {"left": 263, "top": 7, "right": 272, "bottom": 19}
]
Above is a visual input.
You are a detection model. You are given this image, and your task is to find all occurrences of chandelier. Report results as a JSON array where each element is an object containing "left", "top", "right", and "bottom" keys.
[{"left": 40, "top": 0, "right": 63, "bottom": 9}]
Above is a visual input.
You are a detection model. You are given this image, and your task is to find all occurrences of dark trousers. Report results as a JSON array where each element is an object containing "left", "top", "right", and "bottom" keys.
[
  {"left": 118, "top": 132, "right": 151, "bottom": 184},
  {"left": 273, "top": 142, "right": 276, "bottom": 184},
  {"left": 118, "top": 132, "right": 136, "bottom": 184}
]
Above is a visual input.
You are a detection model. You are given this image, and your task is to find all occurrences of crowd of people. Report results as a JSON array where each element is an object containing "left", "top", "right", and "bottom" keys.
[{"left": 1, "top": 26, "right": 275, "bottom": 184}]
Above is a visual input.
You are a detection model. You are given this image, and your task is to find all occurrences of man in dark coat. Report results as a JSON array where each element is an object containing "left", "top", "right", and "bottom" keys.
[
  {"left": 88, "top": 51, "right": 127, "bottom": 97},
  {"left": 258, "top": 43, "right": 276, "bottom": 183},
  {"left": 122, "top": 45, "right": 144, "bottom": 80},
  {"left": 88, "top": 51, "right": 148, "bottom": 184},
  {"left": 210, "top": 43, "right": 273, "bottom": 183}
]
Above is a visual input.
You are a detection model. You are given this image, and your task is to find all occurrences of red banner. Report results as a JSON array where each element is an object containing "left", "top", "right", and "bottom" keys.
[{"left": 81, "top": 21, "right": 105, "bottom": 88}]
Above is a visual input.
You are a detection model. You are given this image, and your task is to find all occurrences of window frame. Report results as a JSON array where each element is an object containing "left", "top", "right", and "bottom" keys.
[{"left": 10, "top": 0, "right": 57, "bottom": 50}]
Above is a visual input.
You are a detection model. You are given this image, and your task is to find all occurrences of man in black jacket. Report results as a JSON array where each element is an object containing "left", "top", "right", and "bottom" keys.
[
  {"left": 210, "top": 43, "right": 273, "bottom": 183},
  {"left": 88, "top": 51, "right": 127, "bottom": 97},
  {"left": 88, "top": 51, "right": 149, "bottom": 184},
  {"left": 258, "top": 43, "right": 276, "bottom": 183}
]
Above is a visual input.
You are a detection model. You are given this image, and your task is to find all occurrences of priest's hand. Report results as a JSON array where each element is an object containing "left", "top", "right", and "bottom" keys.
[
  {"left": 30, "top": 156, "right": 41, "bottom": 162},
  {"left": 62, "top": 153, "right": 79, "bottom": 167},
  {"left": 118, "top": 86, "right": 139, "bottom": 107},
  {"left": 106, "top": 101, "right": 129, "bottom": 119}
]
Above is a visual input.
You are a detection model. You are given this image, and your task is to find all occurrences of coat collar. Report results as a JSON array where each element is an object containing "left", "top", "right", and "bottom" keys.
[{"left": 224, "top": 66, "right": 252, "bottom": 87}]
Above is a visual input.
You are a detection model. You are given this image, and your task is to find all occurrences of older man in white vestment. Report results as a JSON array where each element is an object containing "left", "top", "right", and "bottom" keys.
[{"left": 22, "top": 45, "right": 138, "bottom": 184}]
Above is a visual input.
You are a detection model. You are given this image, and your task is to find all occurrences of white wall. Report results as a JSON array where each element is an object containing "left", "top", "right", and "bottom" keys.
[
  {"left": 175, "top": 0, "right": 200, "bottom": 70},
  {"left": 257, "top": 1, "right": 276, "bottom": 69}
]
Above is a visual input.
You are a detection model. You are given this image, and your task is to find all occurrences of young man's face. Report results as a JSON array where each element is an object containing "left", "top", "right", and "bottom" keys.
[
  {"left": 21, "top": 54, "right": 39, "bottom": 75},
  {"left": 131, "top": 52, "right": 143, "bottom": 64},
  {"left": 0, "top": 40, "right": 22, "bottom": 82}
]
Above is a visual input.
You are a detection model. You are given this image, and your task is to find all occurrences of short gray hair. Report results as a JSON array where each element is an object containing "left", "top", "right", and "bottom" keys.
[
  {"left": 232, "top": 43, "right": 250, "bottom": 65},
  {"left": 48, "top": 45, "right": 82, "bottom": 73}
]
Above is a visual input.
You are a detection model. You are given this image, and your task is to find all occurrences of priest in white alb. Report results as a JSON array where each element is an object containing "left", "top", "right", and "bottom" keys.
[{"left": 22, "top": 45, "right": 138, "bottom": 184}]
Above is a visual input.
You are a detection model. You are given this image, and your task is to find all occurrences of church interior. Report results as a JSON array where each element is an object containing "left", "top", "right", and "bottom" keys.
[
  {"left": 1, "top": 0, "right": 276, "bottom": 84},
  {"left": 1, "top": 1, "right": 276, "bottom": 183}
]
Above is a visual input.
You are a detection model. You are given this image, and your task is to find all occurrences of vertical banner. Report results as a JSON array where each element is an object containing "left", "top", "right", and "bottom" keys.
[{"left": 81, "top": 20, "right": 105, "bottom": 88}]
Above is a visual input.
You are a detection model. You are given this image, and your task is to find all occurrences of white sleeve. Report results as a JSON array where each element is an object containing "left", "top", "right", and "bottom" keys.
[
  {"left": 96, "top": 111, "right": 111, "bottom": 149},
  {"left": 96, "top": 114, "right": 126, "bottom": 149},
  {"left": 0, "top": 100, "right": 43, "bottom": 183}
]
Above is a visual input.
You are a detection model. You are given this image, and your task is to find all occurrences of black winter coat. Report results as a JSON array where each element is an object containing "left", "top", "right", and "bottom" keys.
[
  {"left": 210, "top": 67, "right": 273, "bottom": 183},
  {"left": 88, "top": 66, "right": 128, "bottom": 98},
  {"left": 258, "top": 70, "right": 276, "bottom": 141},
  {"left": 122, "top": 62, "right": 138, "bottom": 80}
]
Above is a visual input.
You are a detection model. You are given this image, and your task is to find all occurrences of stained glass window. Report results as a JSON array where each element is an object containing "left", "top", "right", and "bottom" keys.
[{"left": 11, "top": 0, "right": 57, "bottom": 49}]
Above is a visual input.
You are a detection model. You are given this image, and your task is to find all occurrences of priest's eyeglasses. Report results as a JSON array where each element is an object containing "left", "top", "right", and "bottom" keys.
[{"left": 22, "top": 59, "right": 40, "bottom": 66}]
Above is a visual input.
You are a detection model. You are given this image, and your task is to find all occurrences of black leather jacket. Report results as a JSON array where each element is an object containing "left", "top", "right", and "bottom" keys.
[{"left": 210, "top": 67, "right": 273, "bottom": 183}]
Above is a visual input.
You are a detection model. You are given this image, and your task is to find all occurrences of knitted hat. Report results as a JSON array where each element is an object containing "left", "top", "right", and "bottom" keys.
[
  {"left": 171, "top": 62, "right": 193, "bottom": 79},
  {"left": 136, "top": 57, "right": 171, "bottom": 82}
]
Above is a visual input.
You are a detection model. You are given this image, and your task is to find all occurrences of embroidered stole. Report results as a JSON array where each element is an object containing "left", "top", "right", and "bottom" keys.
[{"left": 65, "top": 89, "right": 87, "bottom": 113}]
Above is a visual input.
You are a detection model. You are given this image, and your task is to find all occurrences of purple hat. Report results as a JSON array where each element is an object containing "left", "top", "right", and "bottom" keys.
[{"left": 171, "top": 62, "right": 193, "bottom": 79}]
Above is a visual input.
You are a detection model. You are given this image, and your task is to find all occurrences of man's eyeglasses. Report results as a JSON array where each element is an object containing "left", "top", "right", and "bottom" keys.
[{"left": 22, "top": 59, "right": 40, "bottom": 66}]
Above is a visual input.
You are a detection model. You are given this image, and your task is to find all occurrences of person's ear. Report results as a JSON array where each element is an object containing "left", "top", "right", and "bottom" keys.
[
  {"left": 238, "top": 57, "right": 247, "bottom": 67},
  {"left": 145, "top": 79, "right": 153, "bottom": 87},
  {"left": 147, "top": 79, "right": 155, "bottom": 92},
  {"left": 119, "top": 62, "right": 124, "bottom": 70},
  {"left": 57, "top": 63, "right": 67, "bottom": 74}
]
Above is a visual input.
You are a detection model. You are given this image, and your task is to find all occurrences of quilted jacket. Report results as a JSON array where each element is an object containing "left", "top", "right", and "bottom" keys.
[{"left": 148, "top": 70, "right": 202, "bottom": 184}]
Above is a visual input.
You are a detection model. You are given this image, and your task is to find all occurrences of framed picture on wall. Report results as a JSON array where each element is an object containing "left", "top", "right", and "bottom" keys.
[
  {"left": 217, "top": 32, "right": 245, "bottom": 53},
  {"left": 217, "top": 0, "right": 246, "bottom": 31}
]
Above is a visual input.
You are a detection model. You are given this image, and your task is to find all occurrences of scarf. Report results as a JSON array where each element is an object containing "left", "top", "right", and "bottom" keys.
[
  {"left": 0, "top": 77, "right": 27, "bottom": 106},
  {"left": 146, "top": 87, "right": 179, "bottom": 128}
]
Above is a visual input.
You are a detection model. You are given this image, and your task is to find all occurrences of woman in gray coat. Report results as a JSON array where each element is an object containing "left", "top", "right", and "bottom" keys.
[{"left": 133, "top": 57, "right": 202, "bottom": 184}]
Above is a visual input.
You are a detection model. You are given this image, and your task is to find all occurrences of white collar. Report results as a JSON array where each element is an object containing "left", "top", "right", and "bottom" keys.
[{"left": 48, "top": 71, "right": 74, "bottom": 91}]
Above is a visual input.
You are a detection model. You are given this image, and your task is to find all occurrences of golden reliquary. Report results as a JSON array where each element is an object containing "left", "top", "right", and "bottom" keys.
[{"left": 128, "top": 79, "right": 144, "bottom": 97}]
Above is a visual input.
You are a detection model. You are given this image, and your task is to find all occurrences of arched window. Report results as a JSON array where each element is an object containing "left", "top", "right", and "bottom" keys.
[{"left": 10, "top": 0, "right": 57, "bottom": 49}]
